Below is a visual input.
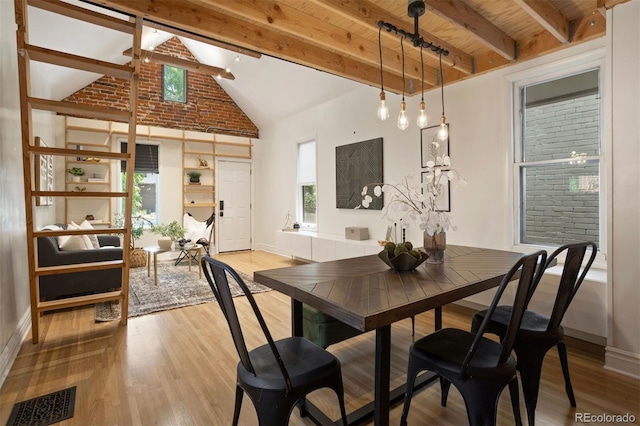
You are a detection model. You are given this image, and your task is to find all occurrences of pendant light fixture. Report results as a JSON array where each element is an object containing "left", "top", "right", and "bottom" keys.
[
  {"left": 376, "top": 0, "right": 450, "bottom": 129},
  {"left": 416, "top": 45, "right": 428, "bottom": 128},
  {"left": 397, "top": 36, "right": 409, "bottom": 131},
  {"left": 376, "top": 26, "right": 390, "bottom": 121},
  {"left": 437, "top": 52, "right": 449, "bottom": 141}
]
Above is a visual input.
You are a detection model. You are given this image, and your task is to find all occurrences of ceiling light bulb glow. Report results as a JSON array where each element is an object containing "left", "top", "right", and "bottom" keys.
[
  {"left": 377, "top": 91, "right": 390, "bottom": 121},
  {"left": 397, "top": 101, "right": 409, "bottom": 131},
  {"left": 417, "top": 101, "right": 428, "bottom": 128}
]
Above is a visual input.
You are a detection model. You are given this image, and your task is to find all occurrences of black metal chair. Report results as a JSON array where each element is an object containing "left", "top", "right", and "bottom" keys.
[
  {"left": 471, "top": 241, "right": 597, "bottom": 425},
  {"left": 400, "top": 250, "right": 548, "bottom": 426},
  {"left": 201, "top": 256, "right": 348, "bottom": 426}
]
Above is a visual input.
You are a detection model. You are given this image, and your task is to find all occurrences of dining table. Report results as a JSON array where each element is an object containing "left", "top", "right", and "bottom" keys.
[{"left": 254, "top": 244, "right": 534, "bottom": 426}]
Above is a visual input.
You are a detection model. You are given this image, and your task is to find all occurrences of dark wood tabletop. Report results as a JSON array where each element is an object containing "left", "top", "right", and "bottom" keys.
[{"left": 255, "top": 245, "right": 526, "bottom": 332}]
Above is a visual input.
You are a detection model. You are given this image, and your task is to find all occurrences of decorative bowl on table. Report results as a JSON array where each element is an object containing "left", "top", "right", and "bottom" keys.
[{"left": 378, "top": 246, "right": 429, "bottom": 271}]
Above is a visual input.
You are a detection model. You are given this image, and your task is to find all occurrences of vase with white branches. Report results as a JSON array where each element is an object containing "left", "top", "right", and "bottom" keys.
[{"left": 358, "top": 152, "right": 465, "bottom": 263}]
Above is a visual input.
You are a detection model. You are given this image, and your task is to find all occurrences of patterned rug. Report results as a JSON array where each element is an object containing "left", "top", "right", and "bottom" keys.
[{"left": 95, "top": 261, "right": 270, "bottom": 321}]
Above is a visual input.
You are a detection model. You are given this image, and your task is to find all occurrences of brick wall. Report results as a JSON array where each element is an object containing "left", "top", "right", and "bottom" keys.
[
  {"left": 64, "top": 37, "right": 258, "bottom": 138},
  {"left": 522, "top": 94, "right": 600, "bottom": 246}
]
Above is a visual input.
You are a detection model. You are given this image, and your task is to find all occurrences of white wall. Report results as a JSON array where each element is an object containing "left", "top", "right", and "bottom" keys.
[
  {"left": 0, "top": 0, "right": 31, "bottom": 385},
  {"left": 255, "top": 21, "right": 639, "bottom": 376},
  {"left": 607, "top": 0, "right": 640, "bottom": 376}
]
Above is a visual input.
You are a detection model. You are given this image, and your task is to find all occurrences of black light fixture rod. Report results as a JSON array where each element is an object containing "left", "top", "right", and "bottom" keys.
[{"left": 377, "top": 20, "right": 449, "bottom": 56}]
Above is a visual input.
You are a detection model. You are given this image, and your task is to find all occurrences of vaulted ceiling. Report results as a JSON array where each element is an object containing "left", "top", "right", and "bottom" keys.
[{"left": 88, "top": 0, "right": 623, "bottom": 97}]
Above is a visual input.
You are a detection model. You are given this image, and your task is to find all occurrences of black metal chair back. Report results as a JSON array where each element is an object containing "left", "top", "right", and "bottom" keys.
[
  {"left": 470, "top": 241, "right": 597, "bottom": 426},
  {"left": 546, "top": 242, "right": 597, "bottom": 330},
  {"left": 400, "top": 250, "right": 547, "bottom": 426},
  {"left": 201, "top": 256, "right": 292, "bottom": 389},
  {"left": 201, "top": 256, "right": 348, "bottom": 426},
  {"left": 462, "top": 249, "right": 548, "bottom": 378}
]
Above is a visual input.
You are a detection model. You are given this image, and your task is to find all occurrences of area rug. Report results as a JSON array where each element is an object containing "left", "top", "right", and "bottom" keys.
[
  {"left": 95, "top": 262, "right": 270, "bottom": 321},
  {"left": 7, "top": 386, "right": 76, "bottom": 426}
]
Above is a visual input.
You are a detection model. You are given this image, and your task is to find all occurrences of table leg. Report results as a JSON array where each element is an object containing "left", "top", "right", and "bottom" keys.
[
  {"left": 374, "top": 325, "right": 391, "bottom": 426},
  {"left": 188, "top": 249, "right": 192, "bottom": 272},
  {"left": 147, "top": 252, "right": 151, "bottom": 277},
  {"left": 292, "top": 299, "right": 303, "bottom": 337},
  {"left": 154, "top": 252, "right": 158, "bottom": 286},
  {"left": 197, "top": 247, "right": 202, "bottom": 278}
]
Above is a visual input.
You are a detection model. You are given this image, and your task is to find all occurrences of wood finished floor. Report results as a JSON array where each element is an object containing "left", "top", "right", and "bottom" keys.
[{"left": 1, "top": 250, "right": 638, "bottom": 425}]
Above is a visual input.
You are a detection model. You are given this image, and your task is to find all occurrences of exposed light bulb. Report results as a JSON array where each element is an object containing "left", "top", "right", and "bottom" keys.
[
  {"left": 235, "top": 55, "right": 241, "bottom": 62},
  {"left": 377, "top": 91, "right": 390, "bottom": 121},
  {"left": 437, "top": 115, "right": 448, "bottom": 141},
  {"left": 397, "top": 101, "right": 409, "bottom": 131},
  {"left": 216, "top": 74, "right": 222, "bottom": 80},
  {"left": 148, "top": 45, "right": 155, "bottom": 51},
  {"left": 143, "top": 57, "right": 150, "bottom": 63},
  {"left": 225, "top": 67, "right": 231, "bottom": 73},
  {"left": 417, "top": 101, "right": 428, "bottom": 128}
]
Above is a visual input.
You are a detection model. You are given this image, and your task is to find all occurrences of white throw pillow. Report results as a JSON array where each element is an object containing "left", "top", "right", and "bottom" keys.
[
  {"left": 79, "top": 220, "right": 100, "bottom": 249},
  {"left": 40, "top": 224, "right": 63, "bottom": 232},
  {"left": 59, "top": 234, "right": 93, "bottom": 251},
  {"left": 58, "top": 222, "right": 89, "bottom": 250}
]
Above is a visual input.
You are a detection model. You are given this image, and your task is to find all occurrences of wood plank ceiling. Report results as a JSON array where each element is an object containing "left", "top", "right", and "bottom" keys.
[{"left": 90, "top": 0, "right": 623, "bottom": 96}]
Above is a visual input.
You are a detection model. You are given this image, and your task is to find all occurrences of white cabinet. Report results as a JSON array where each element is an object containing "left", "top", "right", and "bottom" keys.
[
  {"left": 276, "top": 230, "right": 379, "bottom": 262},
  {"left": 276, "top": 231, "right": 312, "bottom": 260},
  {"left": 312, "top": 238, "right": 336, "bottom": 262}
]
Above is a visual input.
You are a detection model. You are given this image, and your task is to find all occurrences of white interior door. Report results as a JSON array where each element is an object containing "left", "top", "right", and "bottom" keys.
[{"left": 217, "top": 160, "right": 251, "bottom": 252}]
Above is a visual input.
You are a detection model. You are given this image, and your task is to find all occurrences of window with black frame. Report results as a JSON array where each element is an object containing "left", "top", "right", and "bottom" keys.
[{"left": 121, "top": 142, "right": 159, "bottom": 225}]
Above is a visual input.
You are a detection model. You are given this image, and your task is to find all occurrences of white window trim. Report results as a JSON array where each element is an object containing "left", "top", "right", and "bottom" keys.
[
  {"left": 509, "top": 54, "right": 608, "bottom": 270},
  {"left": 297, "top": 139, "right": 317, "bottom": 231}
]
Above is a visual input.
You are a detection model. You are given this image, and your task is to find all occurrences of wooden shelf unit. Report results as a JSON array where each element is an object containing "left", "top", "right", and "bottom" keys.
[
  {"left": 182, "top": 134, "right": 216, "bottom": 222},
  {"left": 15, "top": 0, "right": 143, "bottom": 343},
  {"left": 64, "top": 117, "right": 116, "bottom": 225}
]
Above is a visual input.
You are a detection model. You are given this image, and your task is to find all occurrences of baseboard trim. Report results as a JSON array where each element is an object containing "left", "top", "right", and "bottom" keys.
[
  {"left": 0, "top": 308, "right": 31, "bottom": 388},
  {"left": 604, "top": 346, "right": 640, "bottom": 379}
]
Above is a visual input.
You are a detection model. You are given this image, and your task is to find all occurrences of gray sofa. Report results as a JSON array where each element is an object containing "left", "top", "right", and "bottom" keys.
[{"left": 37, "top": 226, "right": 123, "bottom": 300}]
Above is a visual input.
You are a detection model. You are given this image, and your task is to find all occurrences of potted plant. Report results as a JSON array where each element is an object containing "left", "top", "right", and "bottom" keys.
[
  {"left": 113, "top": 213, "right": 147, "bottom": 267},
  {"left": 151, "top": 220, "right": 186, "bottom": 250},
  {"left": 67, "top": 167, "right": 85, "bottom": 182},
  {"left": 187, "top": 171, "right": 201, "bottom": 184}
]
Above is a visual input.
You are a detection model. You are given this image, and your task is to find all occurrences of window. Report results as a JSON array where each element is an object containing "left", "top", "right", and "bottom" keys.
[
  {"left": 514, "top": 68, "right": 602, "bottom": 251},
  {"left": 163, "top": 65, "right": 186, "bottom": 103},
  {"left": 297, "top": 140, "right": 317, "bottom": 229},
  {"left": 121, "top": 142, "right": 159, "bottom": 225}
]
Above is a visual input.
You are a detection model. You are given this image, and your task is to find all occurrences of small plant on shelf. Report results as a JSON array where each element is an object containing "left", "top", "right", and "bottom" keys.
[
  {"left": 67, "top": 167, "right": 85, "bottom": 176},
  {"left": 187, "top": 171, "right": 201, "bottom": 184},
  {"left": 151, "top": 220, "right": 186, "bottom": 242}
]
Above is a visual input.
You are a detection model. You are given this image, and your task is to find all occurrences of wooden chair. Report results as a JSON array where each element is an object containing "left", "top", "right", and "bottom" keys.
[
  {"left": 471, "top": 241, "right": 597, "bottom": 425},
  {"left": 201, "top": 256, "right": 348, "bottom": 426},
  {"left": 400, "top": 250, "right": 548, "bottom": 426}
]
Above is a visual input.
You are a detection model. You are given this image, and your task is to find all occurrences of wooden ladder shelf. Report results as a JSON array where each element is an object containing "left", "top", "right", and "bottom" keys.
[{"left": 15, "top": 0, "right": 144, "bottom": 343}]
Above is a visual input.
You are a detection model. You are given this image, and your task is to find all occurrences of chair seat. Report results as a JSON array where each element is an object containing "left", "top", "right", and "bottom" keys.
[
  {"left": 240, "top": 336, "right": 342, "bottom": 390},
  {"left": 473, "top": 306, "right": 565, "bottom": 337},
  {"left": 412, "top": 328, "right": 516, "bottom": 379}
]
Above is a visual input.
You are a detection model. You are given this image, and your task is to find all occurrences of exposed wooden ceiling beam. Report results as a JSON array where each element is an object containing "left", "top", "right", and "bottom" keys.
[
  {"left": 28, "top": 0, "right": 134, "bottom": 34},
  {"left": 26, "top": 44, "right": 133, "bottom": 79},
  {"left": 188, "top": 0, "right": 438, "bottom": 85},
  {"left": 513, "top": 0, "right": 570, "bottom": 44},
  {"left": 143, "top": 20, "right": 262, "bottom": 59},
  {"left": 517, "top": 12, "right": 605, "bottom": 63},
  {"left": 122, "top": 47, "right": 235, "bottom": 80},
  {"left": 92, "top": 0, "right": 409, "bottom": 93},
  {"left": 313, "top": 0, "right": 474, "bottom": 75},
  {"left": 423, "top": 0, "right": 516, "bottom": 61}
]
